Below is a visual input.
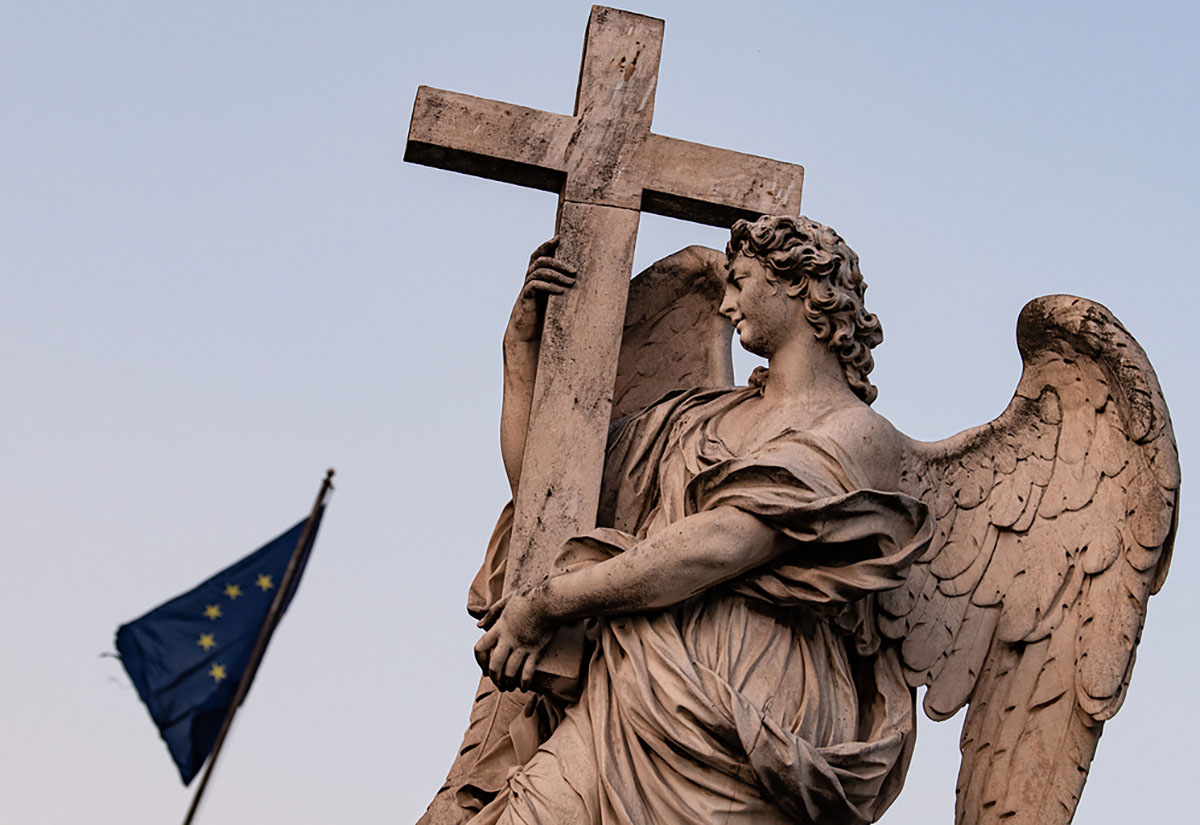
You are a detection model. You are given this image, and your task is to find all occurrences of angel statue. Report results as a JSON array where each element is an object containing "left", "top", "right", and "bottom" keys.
[{"left": 418, "top": 215, "right": 1178, "bottom": 825}]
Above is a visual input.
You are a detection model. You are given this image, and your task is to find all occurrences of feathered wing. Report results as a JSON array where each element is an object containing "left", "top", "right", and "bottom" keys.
[
  {"left": 612, "top": 245, "right": 734, "bottom": 417},
  {"left": 882, "top": 295, "right": 1179, "bottom": 825}
]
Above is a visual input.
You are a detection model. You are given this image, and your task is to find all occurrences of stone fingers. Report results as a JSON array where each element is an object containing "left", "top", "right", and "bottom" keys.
[{"left": 527, "top": 236, "right": 559, "bottom": 269}]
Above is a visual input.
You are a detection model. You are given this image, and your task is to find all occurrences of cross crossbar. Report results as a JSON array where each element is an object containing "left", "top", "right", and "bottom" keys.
[{"left": 407, "top": 88, "right": 803, "bottom": 226}]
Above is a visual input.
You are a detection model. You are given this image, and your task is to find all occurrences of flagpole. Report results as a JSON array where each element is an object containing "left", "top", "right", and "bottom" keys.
[{"left": 182, "top": 468, "right": 335, "bottom": 825}]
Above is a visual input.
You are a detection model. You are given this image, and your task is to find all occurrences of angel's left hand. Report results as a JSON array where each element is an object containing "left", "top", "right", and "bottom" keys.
[{"left": 473, "top": 585, "right": 558, "bottom": 691}]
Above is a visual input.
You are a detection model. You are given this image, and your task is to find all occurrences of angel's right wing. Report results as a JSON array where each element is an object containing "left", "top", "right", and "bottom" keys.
[
  {"left": 883, "top": 295, "right": 1179, "bottom": 824},
  {"left": 612, "top": 245, "right": 733, "bottom": 418}
]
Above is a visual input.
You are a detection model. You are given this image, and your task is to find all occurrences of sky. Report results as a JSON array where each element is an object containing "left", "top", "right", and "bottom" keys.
[{"left": 2, "top": 1, "right": 1196, "bottom": 822}]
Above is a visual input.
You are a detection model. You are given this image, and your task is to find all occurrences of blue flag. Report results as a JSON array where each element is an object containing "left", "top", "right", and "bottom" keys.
[{"left": 116, "top": 510, "right": 323, "bottom": 784}]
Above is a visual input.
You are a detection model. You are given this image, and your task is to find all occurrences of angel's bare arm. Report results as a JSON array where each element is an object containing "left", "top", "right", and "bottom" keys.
[
  {"left": 474, "top": 506, "right": 789, "bottom": 687},
  {"left": 499, "top": 238, "right": 576, "bottom": 496},
  {"left": 547, "top": 506, "right": 786, "bottom": 618}
]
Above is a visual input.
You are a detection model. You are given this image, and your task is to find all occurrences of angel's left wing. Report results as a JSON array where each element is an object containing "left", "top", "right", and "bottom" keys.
[
  {"left": 612, "top": 245, "right": 733, "bottom": 418},
  {"left": 882, "top": 295, "right": 1179, "bottom": 825}
]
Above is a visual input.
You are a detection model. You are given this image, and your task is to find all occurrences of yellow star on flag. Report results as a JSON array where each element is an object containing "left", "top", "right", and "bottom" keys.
[
  {"left": 208, "top": 663, "right": 227, "bottom": 683},
  {"left": 204, "top": 604, "right": 222, "bottom": 620},
  {"left": 255, "top": 573, "right": 274, "bottom": 592},
  {"left": 197, "top": 633, "right": 216, "bottom": 651},
  {"left": 223, "top": 583, "right": 243, "bottom": 600}
]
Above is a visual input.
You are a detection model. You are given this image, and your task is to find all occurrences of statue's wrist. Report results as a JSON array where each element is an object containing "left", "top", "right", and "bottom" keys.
[{"left": 536, "top": 576, "right": 570, "bottom": 624}]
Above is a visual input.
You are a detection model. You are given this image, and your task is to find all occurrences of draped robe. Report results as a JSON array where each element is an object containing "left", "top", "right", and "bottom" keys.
[{"left": 462, "top": 386, "right": 933, "bottom": 824}]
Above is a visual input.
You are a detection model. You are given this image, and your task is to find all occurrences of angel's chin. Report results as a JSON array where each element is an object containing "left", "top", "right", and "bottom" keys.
[{"left": 738, "top": 336, "right": 773, "bottom": 359}]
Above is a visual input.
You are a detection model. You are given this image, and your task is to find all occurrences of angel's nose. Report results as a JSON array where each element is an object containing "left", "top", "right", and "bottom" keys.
[{"left": 719, "top": 288, "right": 737, "bottom": 319}]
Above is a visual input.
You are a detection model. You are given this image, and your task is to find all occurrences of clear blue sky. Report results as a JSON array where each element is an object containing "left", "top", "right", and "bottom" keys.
[{"left": 2, "top": 2, "right": 1195, "bottom": 822}]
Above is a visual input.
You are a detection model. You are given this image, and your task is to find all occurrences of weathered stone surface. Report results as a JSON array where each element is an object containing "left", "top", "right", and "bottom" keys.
[{"left": 407, "top": 8, "right": 1177, "bottom": 825}]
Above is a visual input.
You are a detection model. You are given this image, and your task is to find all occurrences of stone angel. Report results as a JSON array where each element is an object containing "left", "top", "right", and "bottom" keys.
[{"left": 420, "top": 215, "right": 1178, "bottom": 825}]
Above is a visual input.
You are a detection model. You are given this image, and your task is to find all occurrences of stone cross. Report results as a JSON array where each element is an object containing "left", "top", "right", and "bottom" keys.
[{"left": 406, "top": 5, "right": 804, "bottom": 684}]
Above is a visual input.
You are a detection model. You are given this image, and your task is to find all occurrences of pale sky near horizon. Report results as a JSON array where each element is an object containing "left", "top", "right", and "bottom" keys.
[{"left": 2, "top": 2, "right": 1196, "bottom": 823}]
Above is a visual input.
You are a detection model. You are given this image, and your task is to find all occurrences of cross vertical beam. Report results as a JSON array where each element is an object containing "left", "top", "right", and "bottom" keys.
[{"left": 503, "top": 9, "right": 660, "bottom": 622}]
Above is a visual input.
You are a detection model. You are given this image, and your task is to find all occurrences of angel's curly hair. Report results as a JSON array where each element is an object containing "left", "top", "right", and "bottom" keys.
[{"left": 727, "top": 215, "right": 884, "bottom": 404}]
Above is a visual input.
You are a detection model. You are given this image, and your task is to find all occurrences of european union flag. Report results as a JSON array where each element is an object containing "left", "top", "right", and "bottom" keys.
[{"left": 116, "top": 510, "right": 323, "bottom": 784}]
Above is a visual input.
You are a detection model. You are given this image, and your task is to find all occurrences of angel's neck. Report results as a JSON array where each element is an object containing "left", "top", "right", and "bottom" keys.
[{"left": 761, "top": 333, "right": 855, "bottom": 407}]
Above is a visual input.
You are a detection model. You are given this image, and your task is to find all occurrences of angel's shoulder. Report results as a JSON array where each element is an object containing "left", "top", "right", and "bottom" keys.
[{"left": 813, "top": 402, "right": 905, "bottom": 490}]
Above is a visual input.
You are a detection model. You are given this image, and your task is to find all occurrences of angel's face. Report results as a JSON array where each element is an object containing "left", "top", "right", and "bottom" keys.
[{"left": 720, "top": 254, "right": 797, "bottom": 358}]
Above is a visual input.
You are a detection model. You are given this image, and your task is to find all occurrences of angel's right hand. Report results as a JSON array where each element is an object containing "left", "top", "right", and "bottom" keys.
[{"left": 505, "top": 237, "right": 578, "bottom": 344}]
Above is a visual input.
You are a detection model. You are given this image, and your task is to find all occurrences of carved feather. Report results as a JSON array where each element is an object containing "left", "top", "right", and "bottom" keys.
[
  {"left": 957, "top": 614, "right": 1101, "bottom": 825},
  {"left": 891, "top": 295, "right": 1178, "bottom": 825},
  {"left": 611, "top": 245, "right": 733, "bottom": 418},
  {"left": 433, "top": 675, "right": 533, "bottom": 813}
]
